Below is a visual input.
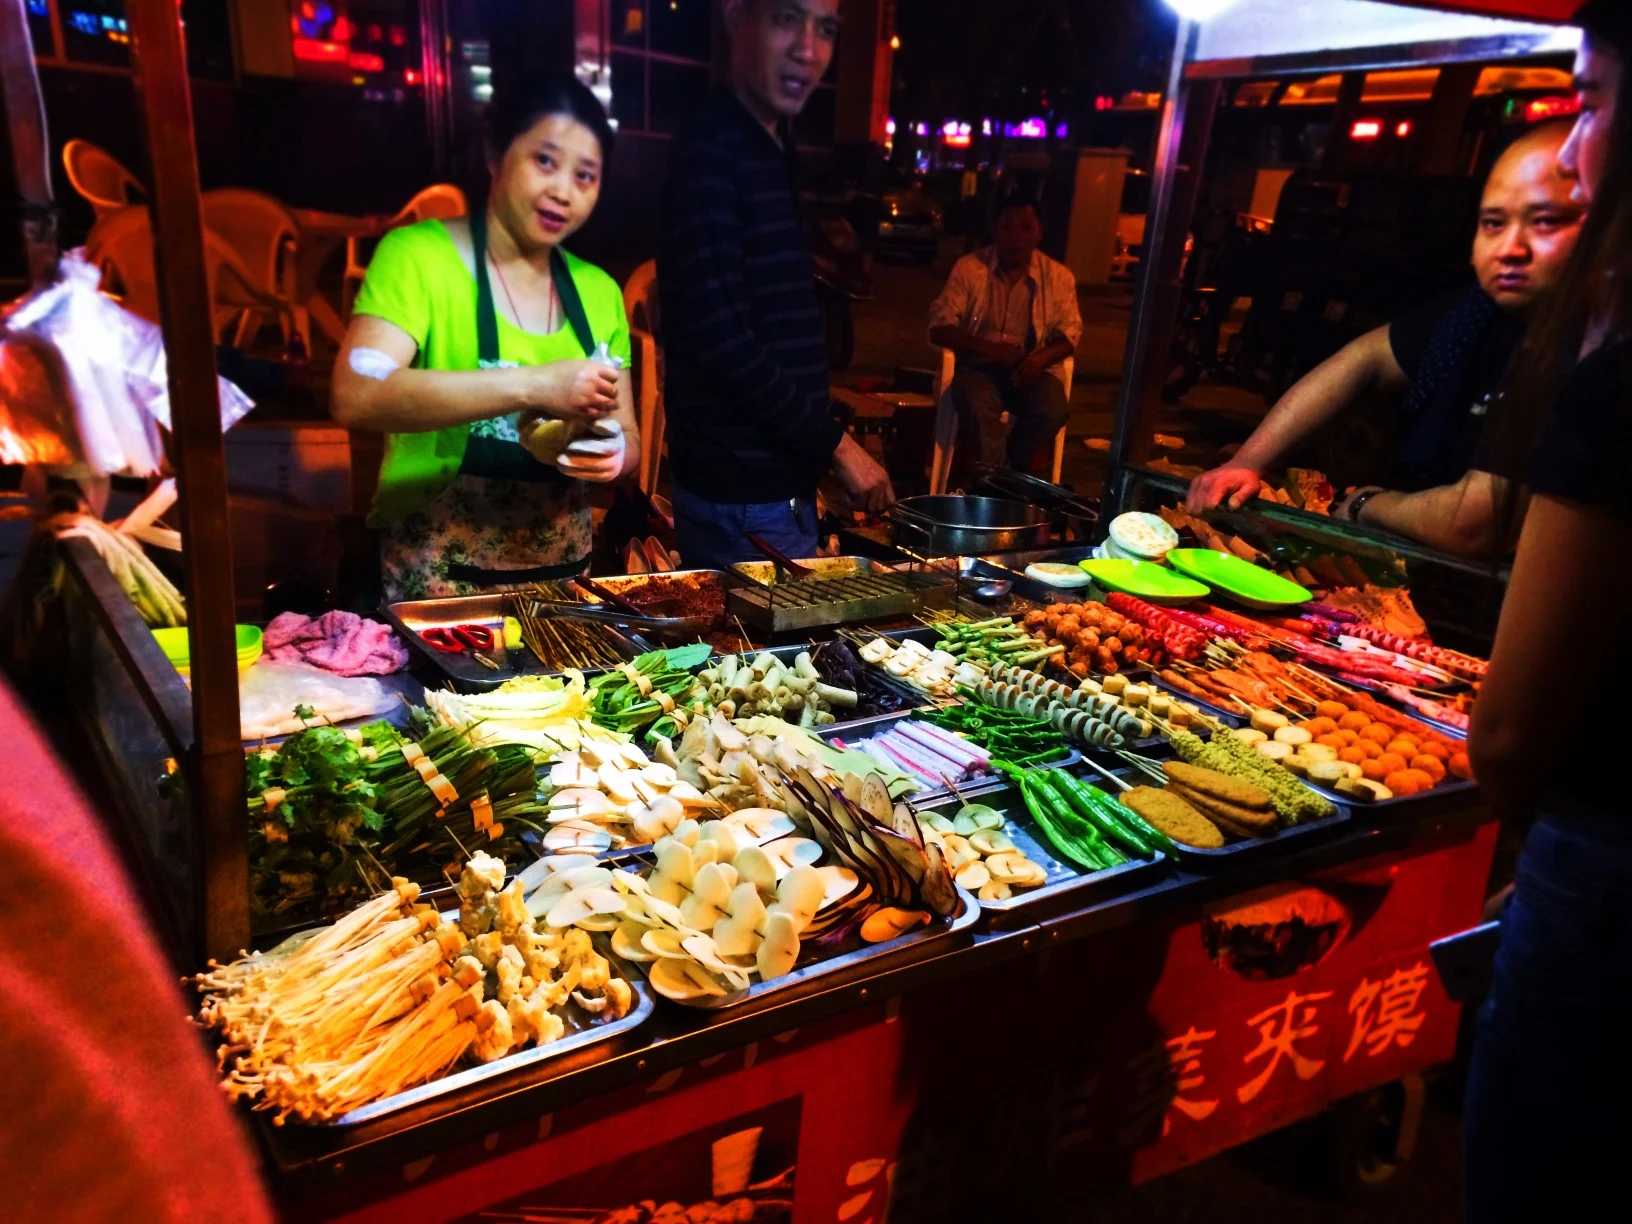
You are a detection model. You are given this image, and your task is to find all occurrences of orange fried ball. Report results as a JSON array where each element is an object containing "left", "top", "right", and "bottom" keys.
[
  {"left": 1316, "top": 734, "right": 1349, "bottom": 751},
  {"left": 1361, "top": 723, "right": 1394, "bottom": 747},
  {"left": 1375, "top": 753, "right": 1409, "bottom": 776},
  {"left": 1339, "top": 712, "right": 1373, "bottom": 732},
  {"left": 1361, "top": 758, "right": 1392, "bottom": 781},
  {"left": 1417, "top": 741, "right": 1451, "bottom": 762},
  {"left": 1384, "top": 770, "right": 1426, "bottom": 797},
  {"left": 1335, "top": 729, "right": 1360, "bottom": 746},
  {"left": 1302, "top": 717, "right": 1339, "bottom": 737},
  {"left": 1449, "top": 752, "right": 1473, "bottom": 780},
  {"left": 1339, "top": 746, "right": 1369, "bottom": 765},
  {"left": 1411, "top": 755, "right": 1447, "bottom": 783},
  {"left": 1317, "top": 700, "right": 1349, "bottom": 720}
]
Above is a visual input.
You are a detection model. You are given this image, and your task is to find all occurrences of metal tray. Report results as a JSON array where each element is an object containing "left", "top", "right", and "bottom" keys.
[
  {"left": 730, "top": 555, "right": 902, "bottom": 585},
  {"left": 1085, "top": 765, "right": 1353, "bottom": 870},
  {"left": 659, "top": 884, "right": 981, "bottom": 1012},
  {"left": 318, "top": 933, "right": 655, "bottom": 1127},
  {"left": 582, "top": 569, "right": 731, "bottom": 620},
  {"left": 817, "top": 710, "right": 1077, "bottom": 803},
  {"left": 1304, "top": 776, "right": 1477, "bottom": 813},
  {"left": 726, "top": 556, "right": 954, "bottom": 634},
  {"left": 1145, "top": 676, "right": 1248, "bottom": 728},
  {"left": 385, "top": 592, "right": 643, "bottom": 692},
  {"left": 913, "top": 782, "right": 1170, "bottom": 929}
]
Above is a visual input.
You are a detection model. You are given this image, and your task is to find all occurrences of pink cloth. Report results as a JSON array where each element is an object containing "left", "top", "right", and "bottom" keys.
[{"left": 263, "top": 610, "right": 409, "bottom": 676}]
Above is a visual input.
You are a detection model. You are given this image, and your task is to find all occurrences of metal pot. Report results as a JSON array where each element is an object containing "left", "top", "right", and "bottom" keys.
[
  {"left": 967, "top": 463, "right": 1100, "bottom": 542},
  {"left": 887, "top": 495, "right": 1054, "bottom": 557}
]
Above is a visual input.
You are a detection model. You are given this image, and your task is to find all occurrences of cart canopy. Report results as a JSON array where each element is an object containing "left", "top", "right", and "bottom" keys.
[{"left": 1193, "top": 0, "right": 1580, "bottom": 70}]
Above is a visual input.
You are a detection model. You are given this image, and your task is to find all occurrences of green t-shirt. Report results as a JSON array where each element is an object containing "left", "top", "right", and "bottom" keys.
[{"left": 353, "top": 219, "right": 632, "bottom": 525}]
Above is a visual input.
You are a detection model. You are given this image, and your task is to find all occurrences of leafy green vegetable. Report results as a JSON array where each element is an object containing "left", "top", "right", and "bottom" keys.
[
  {"left": 660, "top": 642, "right": 714, "bottom": 670},
  {"left": 246, "top": 708, "right": 549, "bottom": 927}
]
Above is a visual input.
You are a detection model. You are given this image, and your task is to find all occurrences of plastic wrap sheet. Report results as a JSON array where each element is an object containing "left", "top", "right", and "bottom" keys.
[{"left": 0, "top": 249, "right": 254, "bottom": 477}]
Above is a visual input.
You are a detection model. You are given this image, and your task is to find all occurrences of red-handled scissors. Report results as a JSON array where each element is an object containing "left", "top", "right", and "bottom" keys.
[{"left": 421, "top": 624, "right": 496, "bottom": 654}]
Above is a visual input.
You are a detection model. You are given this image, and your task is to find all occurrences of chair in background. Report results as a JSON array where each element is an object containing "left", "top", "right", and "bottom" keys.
[
  {"left": 84, "top": 205, "right": 296, "bottom": 343},
  {"left": 341, "top": 183, "right": 468, "bottom": 311},
  {"left": 622, "top": 259, "right": 664, "bottom": 495},
  {"left": 62, "top": 140, "right": 145, "bottom": 221},
  {"left": 201, "top": 188, "right": 301, "bottom": 349},
  {"left": 928, "top": 348, "right": 1073, "bottom": 494}
]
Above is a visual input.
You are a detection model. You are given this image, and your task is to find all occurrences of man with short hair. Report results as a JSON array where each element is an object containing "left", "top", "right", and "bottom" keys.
[
  {"left": 1186, "top": 120, "right": 1585, "bottom": 556},
  {"left": 659, "top": 0, "right": 894, "bottom": 570},
  {"left": 929, "top": 195, "right": 1083, "bottom": 477}
]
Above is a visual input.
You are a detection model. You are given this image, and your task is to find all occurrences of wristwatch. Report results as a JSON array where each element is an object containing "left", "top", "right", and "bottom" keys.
[{"left": 1345, "top": 487, "right": 1386, "bottom": 523}]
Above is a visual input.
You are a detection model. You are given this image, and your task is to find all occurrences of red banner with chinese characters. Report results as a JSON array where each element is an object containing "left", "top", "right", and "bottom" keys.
[{"left": 309, "top": 821, "right": 1497, "bottom": 1223}]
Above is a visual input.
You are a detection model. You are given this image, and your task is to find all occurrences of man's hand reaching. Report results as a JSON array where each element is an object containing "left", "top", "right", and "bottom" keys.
[
  {"left": 1186, "top": 465, "right": 1264, "bottom": 514},
  {"left": 831, "top": 433, "right": 895, "bottom": 517}
]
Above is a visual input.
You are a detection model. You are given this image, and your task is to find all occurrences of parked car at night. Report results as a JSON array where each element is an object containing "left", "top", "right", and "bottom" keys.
[
  {"left": 876, "top": 186, "right": 944, "bottom": 263},
  {"left": 1112, "top": 169, "right": 1152, "bottom": 280}
]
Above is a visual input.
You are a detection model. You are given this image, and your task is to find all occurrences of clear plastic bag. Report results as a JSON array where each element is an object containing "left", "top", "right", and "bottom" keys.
[
  {"left": 0, "top": 249, "right": 254, "bottom": 478},
  {"left": 237, "top": 660, "right": 401, "bottom": 742}
]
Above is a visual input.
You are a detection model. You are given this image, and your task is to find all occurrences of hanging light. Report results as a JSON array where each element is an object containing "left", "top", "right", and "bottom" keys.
[{"left": 1160, "top": 0, "right": 1241, "bottom": 20}]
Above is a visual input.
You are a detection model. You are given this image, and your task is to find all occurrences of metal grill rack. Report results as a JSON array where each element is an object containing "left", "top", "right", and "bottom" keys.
[{"left": 727, "top": 557, "right": 953, "bottom": 633}]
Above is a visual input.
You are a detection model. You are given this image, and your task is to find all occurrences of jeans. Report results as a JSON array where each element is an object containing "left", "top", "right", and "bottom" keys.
[
  {"left": 671, "top": 485, "right": 819, "bottom": 572},
  {"left": 1463, "top": 812, "right": 1632, "bottom": 1222},
  {"left": 950, "top": 363, "right": 1070, "bottom": 474}
]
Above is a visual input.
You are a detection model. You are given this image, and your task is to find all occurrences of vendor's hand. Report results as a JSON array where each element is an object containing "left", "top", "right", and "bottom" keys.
[
  {"left": 1011, "top": 349, "right": 1054, "bottom": 388},
  {"left": 556, "top": 419, "right": 627, "bottom": 483},
  {"left": 832, "top": 432, "right": 895, "bottom": 518},
  {"left": 1186, "top": 465, "right": 1264, "bottom": 514},
  {"left": 535, "top": 359, "right": 619, "bottom": 421}
]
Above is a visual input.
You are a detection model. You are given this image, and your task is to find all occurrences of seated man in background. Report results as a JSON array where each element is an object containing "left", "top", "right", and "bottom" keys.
[
  {"left": 1185, "top": 120, "right": 1583, "bottom": 557},
  {"left": 929, "top": 193, "right": 1082, "bottom": 480}
]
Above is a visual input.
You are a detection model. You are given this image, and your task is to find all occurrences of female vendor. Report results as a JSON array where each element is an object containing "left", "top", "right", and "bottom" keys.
[{"left": 334, "top": 72, "right": 640, "bottom": 600}]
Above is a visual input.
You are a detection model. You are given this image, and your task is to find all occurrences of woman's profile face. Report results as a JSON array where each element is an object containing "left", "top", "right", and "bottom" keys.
[
  {"left": 1559, "top": 38, "right": 1622, "bottom": 205},
  {"left": 490, "top": 113, "right": 603, "bottom": 248}
]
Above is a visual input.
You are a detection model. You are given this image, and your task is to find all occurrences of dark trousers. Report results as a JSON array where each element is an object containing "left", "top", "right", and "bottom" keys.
[
  {"left": 671, "top": 485, "right": 819, "bottom": 572},
  {"left": 1463, "top": 813, "right": 1632, "bottom": 1221},
  {"left": 950, "top": 363, "right": 1070, "bottom": 475}
]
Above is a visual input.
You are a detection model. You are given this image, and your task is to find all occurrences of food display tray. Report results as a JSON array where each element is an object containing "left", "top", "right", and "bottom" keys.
[
  {"left": 914, "top": 783, "right": 1171, "bottom": 929},
  {"left": 1145, "top": 677, "right": 1247, "bottom": 728},
  {"left": 323, "top": 942, "right": 655, "bottom": 1127},
  {"left": 727, "top": 556, "right": 955, "bottom": 634},
  {"left": 1304, "top": 776, "right": 1478, "bottom": 815},
  {"left": 661, "top": 885, "right": 982, "bottom": 1013},
  {"left": 385, "top": 592, "right": 644, "bottom": 692},
  {"left": 818, "top": 710, "right": 1078, "bottom": 804},
  {"left": 581, "top": 569, "right": 731, "bottom": 620},
  {"left": 1082, "top": 766, "right": 1353, "bottom": 871}
]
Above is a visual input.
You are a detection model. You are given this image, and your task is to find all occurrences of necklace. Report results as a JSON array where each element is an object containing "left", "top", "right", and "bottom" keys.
[{"left": 489, "top": 254, "right": 555, "bottom": 335}]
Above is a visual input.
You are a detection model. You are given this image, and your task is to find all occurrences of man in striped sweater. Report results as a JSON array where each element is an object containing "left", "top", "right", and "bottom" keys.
[{"left": 659, "top": 0, "right": 894, "bottom": 569}]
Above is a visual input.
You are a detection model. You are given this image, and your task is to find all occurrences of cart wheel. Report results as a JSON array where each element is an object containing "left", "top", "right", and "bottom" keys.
[{"left": 1325, "top": 1074, "right": 1425, "bottom": 1201}]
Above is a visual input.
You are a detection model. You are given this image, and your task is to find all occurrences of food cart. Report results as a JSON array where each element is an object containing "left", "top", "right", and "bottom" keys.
[{"left": 3, "top": 0, "right": 1584, "bottom": 1219}]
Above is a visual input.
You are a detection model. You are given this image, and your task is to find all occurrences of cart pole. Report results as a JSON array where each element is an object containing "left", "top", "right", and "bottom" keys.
[
  {"left": 1106, "top": 19, "right": 1219, "bottom": 514},
  {"left": 0, "top": 0, "right": 58, "bottom": 285},
  {"left": 127, "top": 0, "right": 248, "bottom": 963}
]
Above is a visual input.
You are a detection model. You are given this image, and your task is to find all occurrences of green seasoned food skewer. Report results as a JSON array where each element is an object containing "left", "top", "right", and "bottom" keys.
[{"left": 1049, "top": 770, "right": 1157, "bottom": 859}]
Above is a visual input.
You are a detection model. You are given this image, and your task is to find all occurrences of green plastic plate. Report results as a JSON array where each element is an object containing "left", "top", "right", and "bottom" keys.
[
  {"left": 1078, "top": 558, "right": 1210, "bottom": 604},
  {"left": 1166, "top": 549, "right": 1311, "bottom": 609}
]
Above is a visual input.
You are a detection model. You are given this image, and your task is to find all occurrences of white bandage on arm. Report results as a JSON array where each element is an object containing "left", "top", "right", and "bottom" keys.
[{"left": 349, "top": 347, "right": 403, "bottom": 381}]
